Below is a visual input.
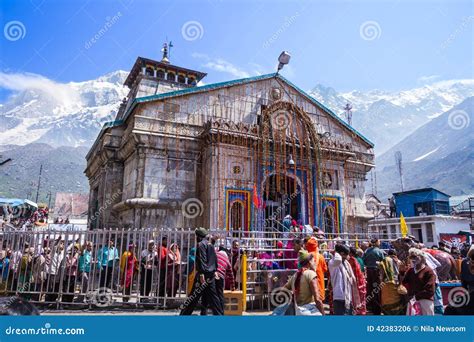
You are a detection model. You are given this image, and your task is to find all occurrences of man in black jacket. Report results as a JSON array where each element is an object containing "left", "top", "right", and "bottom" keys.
[{"left": 180, "top": 228, "right": 223, "bottom": 315}]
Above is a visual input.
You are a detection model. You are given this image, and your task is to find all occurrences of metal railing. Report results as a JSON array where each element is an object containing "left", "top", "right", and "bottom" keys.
[{"left": 0, "top": 228, "right": 399, "bottom": 311}]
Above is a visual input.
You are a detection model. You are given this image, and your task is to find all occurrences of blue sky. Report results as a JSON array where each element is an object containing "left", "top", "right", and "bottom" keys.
[{"left": 0, "top": 0, "right": 472, "bottom": 101}]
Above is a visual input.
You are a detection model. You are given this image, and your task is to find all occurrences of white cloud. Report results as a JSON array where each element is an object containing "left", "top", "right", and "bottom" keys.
[
  {"left": 203, "top": 59, "right": 250, "bottom": 78},
  {"left": 417, "top": 74, "right": 440, "bottom": 84},
  {"left": 248, "top": 62, "right": 266, "bottom": 76},
  {"left": 192, "top": 53, "right": 251, "bottom": 78},
  {"left": 0, "top": 72, "right": 81, "bottom": 108}
]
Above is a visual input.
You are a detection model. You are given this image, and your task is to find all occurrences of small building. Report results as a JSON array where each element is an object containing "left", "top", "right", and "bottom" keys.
[
  {"left": 369, "top": 188, "right": 471, "bottom": 245},
  {"left": 393, "top": 187, "right": 450, "bottom": 217},
  {"left": 368, "top": 215, "right": 471, "bottom": 246},
  {"left": 346, "top": 193, "right": 389, "bottom": 234},
  {"left": 53, "top": 192, "right": 88, "bottom": 222},
  {"left": 451, "top": 197, "right": 474, "bottom": 219}
]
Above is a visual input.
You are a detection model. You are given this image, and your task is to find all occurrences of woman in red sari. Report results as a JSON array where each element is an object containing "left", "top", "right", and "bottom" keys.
[
  {"left": 120, "top": 243, "right": 138, "bottom": 303},
  {"left": 349, "top": 247, "right": 367, "bottom": 315}
]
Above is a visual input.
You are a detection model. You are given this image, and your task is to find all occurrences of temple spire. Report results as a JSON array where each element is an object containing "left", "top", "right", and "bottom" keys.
[{"left": 161, "top": 42, "right": 170, "bottom": 64}]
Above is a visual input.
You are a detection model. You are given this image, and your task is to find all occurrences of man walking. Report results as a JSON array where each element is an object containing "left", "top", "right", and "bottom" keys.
[
  {"left": 363, "top": 238, "right": 385, "bottom": 315},
  {"left": 180, "top": 228, "right": 223, "bottom": 315}
]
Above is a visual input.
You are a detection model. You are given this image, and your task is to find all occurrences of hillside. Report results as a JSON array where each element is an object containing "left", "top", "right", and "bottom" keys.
[{"left": 374, "top": 97, "right": 474, "bottom": 199}]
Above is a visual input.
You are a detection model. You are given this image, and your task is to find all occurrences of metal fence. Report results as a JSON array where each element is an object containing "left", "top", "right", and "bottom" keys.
[{"left": 0, "top": 227, "right": 399, "bottom": 311}]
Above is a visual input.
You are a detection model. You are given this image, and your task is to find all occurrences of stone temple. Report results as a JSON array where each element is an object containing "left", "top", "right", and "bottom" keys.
[{"left": 85, "top": 46, "right": 375, "bottom": 233}]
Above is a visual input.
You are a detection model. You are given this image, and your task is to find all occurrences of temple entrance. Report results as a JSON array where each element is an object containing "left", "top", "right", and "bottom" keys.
[
  {"left": 262, "top": 174, "right": 303, "bottom": 230},
  {"left": 229, "top": 201, "right": 244, "bottom": 230},
  {"left": 323, "top": 206, "right": 335, "bottom": 233}
]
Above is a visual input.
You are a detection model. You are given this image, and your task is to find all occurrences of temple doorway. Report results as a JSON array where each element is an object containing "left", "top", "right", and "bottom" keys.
[
  {"left": 323, "top": 206, "right": 335, "bottom": 233},
  {"left": 229, "top": 200, "right": 244, "bottom": 230},
  {"left": 262, "top": 174, "right": 302, "bottom": 229}
]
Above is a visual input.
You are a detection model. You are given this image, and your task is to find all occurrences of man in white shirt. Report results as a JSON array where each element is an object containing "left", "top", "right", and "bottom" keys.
[{"left": 328, "top": 243, "right": 359, "bottom": 315}]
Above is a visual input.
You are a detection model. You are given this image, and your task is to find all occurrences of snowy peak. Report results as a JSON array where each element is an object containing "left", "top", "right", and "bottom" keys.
[
  {"left": 308, "top": 79, "right": 474, "bottom": 153},
  {"left": 94, "top": 70, "right": 129, "bottom": 84},
  {"left": 374, "top": 97, "right": 474, "bottom": 198},
  {"left": 1, "top": 70, "right": 473, "bottom": 151},
  {"left": 0, "top": 71, "right": 129, "bottom": 147}
]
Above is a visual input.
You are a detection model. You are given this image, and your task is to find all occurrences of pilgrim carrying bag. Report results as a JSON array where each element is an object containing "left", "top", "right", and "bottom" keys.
[{"left": 406, "top": 298, "right": 422, "bottom": 316}]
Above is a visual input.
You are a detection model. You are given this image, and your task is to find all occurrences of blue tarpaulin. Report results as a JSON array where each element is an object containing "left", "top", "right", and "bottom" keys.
[{"left": 0, "top": 198, "right": 37, "bottom": 207}]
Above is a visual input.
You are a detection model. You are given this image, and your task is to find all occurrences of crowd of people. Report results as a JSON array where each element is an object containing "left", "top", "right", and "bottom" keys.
[
  {"left": 270, "top": 233, "right": 474, "bottom": 316},
  {"left": 0, "top": 223, "right": 473, "bottom": 316},
  {"left": 0, "top": 229, "right": 241, "bottom": 312}
]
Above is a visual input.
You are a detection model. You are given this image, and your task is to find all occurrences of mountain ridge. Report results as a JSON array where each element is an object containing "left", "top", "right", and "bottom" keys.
[{"left": 1, "top": 71, "right": 472, "bottom": 201}]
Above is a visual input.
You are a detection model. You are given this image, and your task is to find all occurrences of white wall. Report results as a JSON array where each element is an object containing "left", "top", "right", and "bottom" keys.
[{"left": 433, "top": 216, "right": 470, "bottom": 244}]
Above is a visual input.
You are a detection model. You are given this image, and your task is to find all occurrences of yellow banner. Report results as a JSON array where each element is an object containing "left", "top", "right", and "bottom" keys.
[{"left": 400, "top": 212, "right": 408, "bottom": 237}]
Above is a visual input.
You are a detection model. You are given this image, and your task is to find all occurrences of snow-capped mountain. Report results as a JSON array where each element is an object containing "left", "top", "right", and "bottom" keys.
[
  {"left": 309, "top": 79, "right": 474, "bottom": 153},
  {"left": 0, "top": 70, "right": 129, "bottom": 147},
  {"left": 1, "top": 71, "right": 472, "bottom": 152},
  {"left": 0, "top": 71, "right": 472, "bottom": 201},
  {"left": 374, "top": 97, "right": 474, "bottom": 198}
]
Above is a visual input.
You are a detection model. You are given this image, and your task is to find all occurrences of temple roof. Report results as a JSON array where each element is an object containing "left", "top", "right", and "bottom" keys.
[
  {"left": 91, "top": 73, "right": 375, "bottom": 161},
  {"left": 120, "top": 72, "right": 374, "bottom": 147}
]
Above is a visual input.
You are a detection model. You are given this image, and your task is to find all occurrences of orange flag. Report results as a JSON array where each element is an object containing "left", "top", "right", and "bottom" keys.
[{"left": 252, "top": 184, "right": 260, "bottom": 208}]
